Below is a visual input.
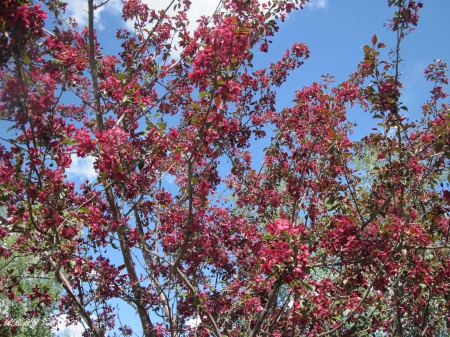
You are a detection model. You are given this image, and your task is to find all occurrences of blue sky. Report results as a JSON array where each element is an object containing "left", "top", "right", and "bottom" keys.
[{"left": 1, "top": 0, "right": 449, "bottom": 336}]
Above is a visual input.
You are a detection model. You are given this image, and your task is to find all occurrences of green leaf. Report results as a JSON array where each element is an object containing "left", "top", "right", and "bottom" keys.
[
  {"left": 23, "top": 56, "right": 31, "bottom": 65},
  {"left": 79, "top": 207, "right": 90, "bottom": 214},
  {"left": 332, "top": 315, "right": 342, "bottom": 321},
  {"left": 198, "top": 91, "right": 209, "bottom": 98},
  {"left": 189, "top": 103, "right": 200, "bottom": 111},
  {"left": 156, "top": 122, "right": 166, "bottom": 130},
  {"left": 51, "top": 59, "right": 64, "bottom": 66},
  {"left": 61, "top": 138, "right": 75, "bottom": 145}
]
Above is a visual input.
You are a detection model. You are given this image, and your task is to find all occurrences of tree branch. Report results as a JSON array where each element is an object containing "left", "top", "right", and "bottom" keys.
[{"left": 249, "top": 281, "right": 281, "bottom": 337}]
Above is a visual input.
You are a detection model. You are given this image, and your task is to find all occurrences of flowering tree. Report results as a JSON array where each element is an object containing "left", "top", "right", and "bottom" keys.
[{"left": 1, "top": 0, "right": 449, "bottom": 336}]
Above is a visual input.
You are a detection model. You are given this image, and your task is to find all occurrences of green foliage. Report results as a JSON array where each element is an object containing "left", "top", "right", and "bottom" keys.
[{"left": 0, "top": 232, "right": 61, "bottom": 336}]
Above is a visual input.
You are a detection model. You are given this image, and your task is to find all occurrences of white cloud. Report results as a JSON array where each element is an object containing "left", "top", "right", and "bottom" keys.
[
  {"left": 139, "top": 0, "right": 220, "bottom": 32},
  {"left": 65, "top": 0, "right": 122, "bottom": 30},
  {"left": 176, "top": 0, "right": 220, "bottom": 32},
  {"left": 52, "top": 315, "right": 85, "bottom": 337},
  {"left": 72, "top": 0, "right": 220, "bottom": 35},
  {"left": 305, "top": 0, "right": 328, "bottom": 10},
  {"left": 66, "top": 154, "right": 97, "bottom": 181},
  {"left": 119, "top": 0, "right": 220, "bottom": 55},
  {"left": 64, "top": 0, "right": 220, "bottom": 59},
  {"left": 186, "top": 315, "right": 202, "bottom": 328},
  {"left": 288, "top": 298, "right": 294, "bottom": 308},
  {"left": 165, "top": 174, "right": 175, "bottom": 184}
]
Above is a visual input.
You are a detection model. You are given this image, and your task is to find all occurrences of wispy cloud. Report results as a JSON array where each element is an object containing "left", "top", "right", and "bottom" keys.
[
  {"left": 305, "top": 0, "right": 328, "bottom": 10},
  {"left": 143, "top": 0, "right": 220, "bottom": 27},
  {"left": 66, "top": 0, "right": 220, "bottom": 34},
  {"left": 66, "top": 155, "right": 97, "bottom": 181},
  {"left": 64, "top": 0, "right": 219, "bottom": 59},
  {"left": 52, "top": 314, "right": 85, "bottom": 337},
  {"left": 165, "top": 174, "right": 176, "bottom": 184},
  {"left": 65, "top": 0, "right": 122, "bottom": 30}
]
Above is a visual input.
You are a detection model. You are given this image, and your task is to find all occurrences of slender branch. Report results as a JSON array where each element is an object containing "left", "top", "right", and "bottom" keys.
[
  {"left": 172, "top": 267, "right": 222, "bottom": 337},
  {"left": 172, "top": 158, "right": 193, "bottom": 270},
  {"left": 249, "top": 282, "right": 281, "bottom": 337},
  {"left": 144, "top": 249, "right": 222, "bottom": 337},
  {"left": 339, "top": 150, "right": 364, "bottom": 223},
  {"left": 93, "top": 0, "right": 109, "bottom": 10},
  {"left": 360, "top": 194, "right": 392, "bottom": 231},
  {"left": 44, "top": 252, "right": 104, "bottom": 337},
  {"left": 88, "top": 0, "right": 103, "bottom": 130},
  {"left": 135, "top": 210, "right": 178, "bottom": 337}
]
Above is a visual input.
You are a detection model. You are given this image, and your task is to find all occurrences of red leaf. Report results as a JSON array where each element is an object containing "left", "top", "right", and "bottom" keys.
[
  {"left": 372, "top": 34, "right": 377, "bottom": 46},
  {"left": 214, "top": 95, "right": 221, "bottom": 106}
]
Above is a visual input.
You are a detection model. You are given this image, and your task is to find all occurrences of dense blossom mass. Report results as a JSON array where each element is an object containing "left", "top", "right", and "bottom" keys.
[{"left": 0, "top": 0, "right": 449, "bottom": 336}]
